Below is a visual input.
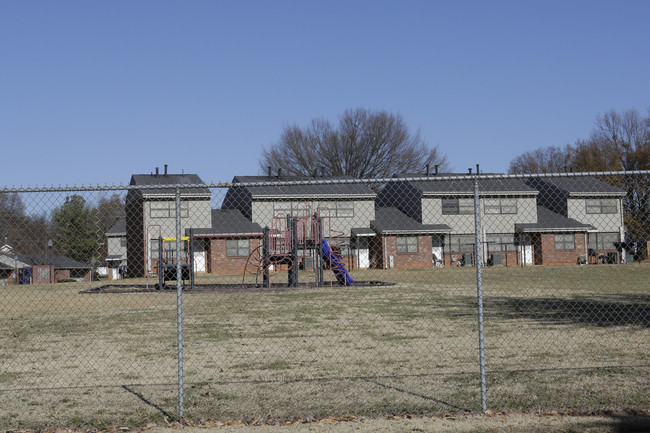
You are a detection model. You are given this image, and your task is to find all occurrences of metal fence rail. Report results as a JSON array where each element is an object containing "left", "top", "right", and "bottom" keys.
[{"left": 0, "top": 170, "right": 648, "bottom": 429}]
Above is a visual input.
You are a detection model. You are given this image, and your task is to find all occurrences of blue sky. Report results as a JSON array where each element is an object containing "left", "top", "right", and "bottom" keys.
[{"left": 2, "top": 0, "right": 649, "bottom": 187}]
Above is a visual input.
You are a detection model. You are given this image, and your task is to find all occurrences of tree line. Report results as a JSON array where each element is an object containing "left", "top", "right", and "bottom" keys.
[
  {"left": 509, "top": 108, "right": 650, "bottom": 174},
  {"left": 2, "top": 107, "right": 648, "bottom": 264},
  {"left": 508, "top": 107, "right": 650, "bottom": 243},
  {"left": 0, "top": 193, "right": 125, "bottom": 264}
]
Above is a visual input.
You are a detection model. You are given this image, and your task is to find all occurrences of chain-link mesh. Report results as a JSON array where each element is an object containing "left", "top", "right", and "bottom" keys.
[{"left": 1, "top": 171, "right": 648, "bottom": 429}]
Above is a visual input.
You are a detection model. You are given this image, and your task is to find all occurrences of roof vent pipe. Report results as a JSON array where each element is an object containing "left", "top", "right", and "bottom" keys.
[
  {"left": 476, "top": 164, "right": 480, "bottom": 175},
  {"left": 164, "top": 164, "right": 168, "bottom": 176},
  {"left": 468, "top": 168, "right": 472, "bottom": 174},
  {"left": 426, "top": 164, "right": 430, "bottom": 177},
  {"left": 435, "top": 164, "right": 439, "bottom": 175},
  {"left": 277, "top": 168, "right": 282, "bottom": 178},
  {"left": 155, "top": 167, "right": 159, "bottom": 176},
  {"left": 321, "top": 166, "right": 325, "bottom": 177},
  {"left": 268, "top": 166, "right": 272, "bottom": 177}
]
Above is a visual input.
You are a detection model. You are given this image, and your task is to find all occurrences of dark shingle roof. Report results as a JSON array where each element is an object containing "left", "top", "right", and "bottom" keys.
[
  {"left": 130, "top": 173, "right": 211, "bottom": 197},
  {"left": 516, "top": 206, "right": 595, "bottom": 233},
  {"left": 371, "top": 207, "right": 451, "bottom": 234},
  {"left": 526, "top": 176, "right": 625, "bottom": 196},
  {"left": 351, "top": 228, "right": 376, "bottom": 237},
  {"left": 393, "top": 173, "right": 538, "bottom": 195},
  {"left": 106, "top": 219, "right": 126, "bottom": 236},
  {"left": 232, "top": 175, "right": 376, "bottom": 198},
  {"left": 190, "top": 209, "right": 263, "bottom": 237},
  {"left": 1, "top": 253, "right": 90, "bottom": 268}
]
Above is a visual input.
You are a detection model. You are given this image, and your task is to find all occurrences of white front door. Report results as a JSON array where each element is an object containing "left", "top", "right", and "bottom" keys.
[
  {"left": 193, "top": 251, "right": 206, "bottom": 272},
  {"left": 518, "top": 235, "right": 533, "bottom": 265},
  {"left": 432, "top": 235, "right": 444, "bottom": 266},
  {"left": 356, "top": 238, "right": 370, "bottom": 268}
]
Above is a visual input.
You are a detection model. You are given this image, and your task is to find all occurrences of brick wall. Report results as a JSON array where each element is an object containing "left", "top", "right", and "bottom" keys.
[
  {"left": 536, "top": 233, "right": 587, "bottom": 266},
  {"left": 208, "top": 237, "right": 262, "bottom": 275},
  {"left": 380, "top": 235, "right": 433, "bottom": 269},
  {"left": 32, "top": 265, "right": 54, "bottom": 284}
]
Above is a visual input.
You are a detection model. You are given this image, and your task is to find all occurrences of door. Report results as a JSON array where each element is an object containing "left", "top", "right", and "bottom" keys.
[
  {"left": 192, "top": 239, "right": 207, "bottom": 272},
  {"left": 193, "top": 251, "right": 206, "bottom": 272},
  {"left": 518, "top": 234, "right": 533, "bottom": 265},
  {"left": 355, "top": 238, "right": 370, "bottom": 269},
  {"left": 432, "top": 235, "right": 444, "bottom": 267}
]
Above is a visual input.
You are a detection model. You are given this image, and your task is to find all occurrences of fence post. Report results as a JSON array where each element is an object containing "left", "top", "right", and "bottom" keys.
[
  {"left": 473, "top": 177, "right": 488, "bottom": 412},
  {"left": 175, "top": 187, "right": 185, "bottom": 422}
]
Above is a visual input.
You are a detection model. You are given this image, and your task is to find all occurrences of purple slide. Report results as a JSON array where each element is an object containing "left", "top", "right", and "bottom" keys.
[{"left": 321, "top": 239, "right": 353, "bottom": 286}]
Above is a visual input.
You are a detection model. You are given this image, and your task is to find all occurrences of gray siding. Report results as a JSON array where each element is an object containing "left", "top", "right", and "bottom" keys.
[
  {"left": 251, "top": 199, "right": 375, "bottom": 237},
  {"left": 421, "top": 196, "right": 538, "bottom": 234},
  {"left": 106, "top": 236, "right": 126, "bottom": 264},
  {"left": 143, "top": 199, "right": 212, "bottom": 239},
  {"left": 567, "top": 197, "right": 624, "bottom": 233}
]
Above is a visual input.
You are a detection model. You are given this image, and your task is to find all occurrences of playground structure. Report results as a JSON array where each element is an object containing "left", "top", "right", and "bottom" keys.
[
  {"left": 142, "top": 204, "right": 353, "bottom": 290},
  {"left": 150, "top": 236, "right": 193, "bottom": 290},
  {"left": 243, "top": 204, "right": 353, "bottom": 288}
]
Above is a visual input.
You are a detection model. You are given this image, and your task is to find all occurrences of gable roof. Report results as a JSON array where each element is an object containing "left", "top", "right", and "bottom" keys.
[
  {"left": 392, "top": 173, "right": 538, "bottom": 196},
  {"left": 516, "top": 206, "right": 595, "bottom": 233},
  {"left": 190, "top": 209, "right": 263, "bottom": 237},
  {"left": 526, "top": 176, "right": 626, "bottom": 197},
  {"left": 129, "top": 173, "right": 211, "bottom": 198},
  {"left": 0, "top": 253, "right": 90, "bottom": 268},
  {"left": 231, "top": 175, "right": 376, "bottom": 199},
  {"left": 106, "top": 218, "right": 126, "bottom": 236},
  {"left": 371, "top": 207, "right": 451, "bottom": 235}
]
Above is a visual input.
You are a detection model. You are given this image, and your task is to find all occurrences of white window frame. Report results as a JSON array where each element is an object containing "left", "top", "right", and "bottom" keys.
[
  {"left": 484, "top": 198, "right": 517, "bottom": 214},
  {"left": 585, "top": 199, "right": 617, "bottom": 214},
  {"left": 396, "top": 236, "right": 418, "bottom": 253},
  {"left": 226, "top": 239, "right": 250, "bottom": 257},
  {"left": 554, "top": 234, "right": 575, "bottom": 250}
]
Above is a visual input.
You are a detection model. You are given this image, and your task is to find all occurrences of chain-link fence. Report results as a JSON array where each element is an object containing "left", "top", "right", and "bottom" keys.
[{"left": 1, "top": 170, "right": 649, "bottom": 429}]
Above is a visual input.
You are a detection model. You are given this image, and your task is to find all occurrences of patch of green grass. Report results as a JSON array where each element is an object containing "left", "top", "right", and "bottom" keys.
[{"left": 262, "top": 360, "right": 290, "bottom": 370}]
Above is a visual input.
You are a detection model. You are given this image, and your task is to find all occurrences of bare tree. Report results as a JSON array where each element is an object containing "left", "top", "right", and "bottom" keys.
[
  {"left": 580, "top": 108, "right": 650, "bottom": 171},
  {"left": 508, "top": 144, "right": 574, "bottom": 174},
  {"left": 508, "top": 106, "right": 650, "bottom": 243},
  {"left": 260, "top": 108, "right": 449, "bottom": 178},
  {"left": 508, "top": 108, "right": 650, "bottom": 174},
  {"left": 96, "top": 193, "right": 126, "bottom": 234}
]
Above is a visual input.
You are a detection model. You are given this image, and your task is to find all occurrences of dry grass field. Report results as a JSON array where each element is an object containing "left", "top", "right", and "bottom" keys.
[{"left": 1, "top": 264, "right": 649, "bottom": 429}]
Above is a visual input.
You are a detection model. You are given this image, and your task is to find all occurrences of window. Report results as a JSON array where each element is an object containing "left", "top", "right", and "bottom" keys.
[
  {"left": 226, "top": 239, "right": 250, "bottom": 257},
  {"left": 484, "top": 198, "right": 517, "bottom": 214},
  {"left": 449, "top": 235, "right": 475, "bottom": 253},
  {"left": 336, "top": 202, "right": 354, "bottom": 218},
  {"left": 274, "top": 202, "right": 293, "bottom": 216},
  {"left": 442, "top": 198, "right": 473, "bottom": 215},
  {"left": 120, "top": 237, "right": 127, "bottom": 247},
  {"left": 396, "top": 236, "right": 418, "bottom": 253},
  {"left": 486, "top": 234, "right": 515, "bottom": 252},
  {"left": 150, "top": 201, "right": 189, "bottom": 218},
  {"left": 163, "top": 240, "right": 189, "bottom": 261},
  {"left": 588, "top": 232, "right": 619, "bottom": 250},
  {"left": 37, "top": 267, "right": 50, "bottom": 281},
  {"left": 150, "top": 239, "right": 160, "bottom": 259},
  {"left": 554, "top": 234, "right": 575, "bottom": 250},
  {"left": 316, "top": 201, "right": 354, "bottom": 218},
  {"left": 585, "top": 199, "right": 617, "bottom": 214}
]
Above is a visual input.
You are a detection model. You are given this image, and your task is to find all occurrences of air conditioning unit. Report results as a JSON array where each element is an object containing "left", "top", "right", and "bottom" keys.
[{"left": 462, "top": 253, "right": 474, "bottom": 266}]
